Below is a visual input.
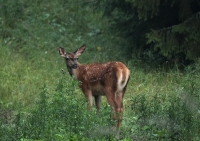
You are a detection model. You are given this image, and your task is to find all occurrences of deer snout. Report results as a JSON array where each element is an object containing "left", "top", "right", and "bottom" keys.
[{"left": 72, "top": 64, "right": 78, "bottom": 69}]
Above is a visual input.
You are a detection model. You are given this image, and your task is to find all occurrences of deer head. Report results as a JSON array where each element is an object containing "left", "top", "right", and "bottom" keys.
[{"left": 59, "top": 45, "right": 86, "bottom": 75}]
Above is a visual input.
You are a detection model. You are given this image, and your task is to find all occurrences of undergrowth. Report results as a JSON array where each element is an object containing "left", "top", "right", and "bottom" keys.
[
  {"left": 0, "top": 77, "right": 116, "bottom": 141},
  {"left": 1, "top": 42, "right": 200, "bottom": 140},
  {"left": 1, "top": 65, "right": 200, "bottom": 140},
  {"left": 1, "top": 0, "right": 200, "bottom": 140}
]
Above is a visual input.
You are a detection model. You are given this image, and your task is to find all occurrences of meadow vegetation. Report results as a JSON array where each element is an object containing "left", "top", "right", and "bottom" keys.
[{"left": 0, "top": 0, "right": 200, "bottom": 140}]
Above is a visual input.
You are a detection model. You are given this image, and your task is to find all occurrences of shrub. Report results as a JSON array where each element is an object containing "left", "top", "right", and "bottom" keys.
[{"left": 0, "top": 77, "right": 117, "bottom": 141}]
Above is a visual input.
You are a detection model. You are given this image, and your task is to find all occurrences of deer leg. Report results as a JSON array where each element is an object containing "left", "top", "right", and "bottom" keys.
[
  {"left": 104, "top": 89, "right": 118, "bottom": 126},
  {"left": 114, "top": 91, "right": 124, "bottom": 138},
  {"left": 84, "top": 90, "right": 93, "bottom": 111},
  {"left": 88, "top": 96, "right": 93, "bottom": 111},
  {"left": 105, "top": 95, "right": 117, "bottom": 120},
  {"left": 94, "top": 95, "right": 101, "bottom": 112},
  {"left": 116, "top": 92, "right": 124, "bottom": 126},
  {"left": 106, "top": 93, "right": 123, "bottom": 139}
]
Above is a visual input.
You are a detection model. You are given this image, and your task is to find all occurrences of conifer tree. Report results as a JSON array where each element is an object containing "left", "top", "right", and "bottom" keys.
[{"left": 95, "top": 0, "right": 200, "bottom": 63}]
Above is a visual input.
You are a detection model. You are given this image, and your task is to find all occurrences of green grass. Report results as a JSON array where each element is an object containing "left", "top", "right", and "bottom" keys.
[
  {"left": 1, "top": 42, "right": 200, "bottom": 140},
  {"left": 0, "top": 1, "right": 200, "bottom": 140},
  {"left": 0, "top": 43, "right": 61, "bottom": 109}
]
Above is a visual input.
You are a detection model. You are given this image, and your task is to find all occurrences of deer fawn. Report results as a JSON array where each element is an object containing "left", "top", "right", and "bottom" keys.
[{"left": 59, "top": 45, "right": 130, "bottom": 135}]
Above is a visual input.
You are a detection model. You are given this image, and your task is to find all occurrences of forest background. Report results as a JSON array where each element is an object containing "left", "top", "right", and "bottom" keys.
[{"left": 0, "top": 0, "right": 200, "bottom": 140}]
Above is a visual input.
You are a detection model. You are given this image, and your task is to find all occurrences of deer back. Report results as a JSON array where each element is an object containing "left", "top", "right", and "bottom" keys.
[{"left": 75, "top": 61, "right": 130, "bottom": 95}]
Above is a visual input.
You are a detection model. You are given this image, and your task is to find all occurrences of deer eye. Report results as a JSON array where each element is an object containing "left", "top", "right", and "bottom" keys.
[{"left": 66, "top": 58, "right": 78, "bottom": 61}]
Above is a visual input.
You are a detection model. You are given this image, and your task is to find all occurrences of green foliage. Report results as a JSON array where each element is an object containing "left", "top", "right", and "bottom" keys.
[
  {"left": 94, "top": 0, "right": 200, "bottom": 66},
  {"left": 127, "top": 0, "right": 160, "bottom": 20},
  {"left": 0, "top": 43, "right": 61, "bottom": 108},
  {"left": 146, "top": 13, "right": 200, "bottom": 61},
  {"left": 1, "top": 45, "right": 200, "bottom": 140},
  {"left": 121, "top": 66, "right": 200, "bottom": 140},
  {"left": 0, "top": 0, "right": 128, "bottom": 63},
  {"left": 130, "top": 93, "right": 200, "bottom": 140},
  {"left": 1, "top": 0, "right": 200, "bottom": 140},
  {"left": 0, "top": 0, "right": 23, "bottom": 29},
  {"left": 0, "top": 77, "right": 117, "bottom": 141}
]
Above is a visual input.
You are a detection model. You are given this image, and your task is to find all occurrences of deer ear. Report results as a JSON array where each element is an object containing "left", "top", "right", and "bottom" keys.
[
  {"left": 59, "top": 47, "right": 66, "bottom": 57},
  {"left": 74, "top": 45, "right": 86, "bottom": 56}
]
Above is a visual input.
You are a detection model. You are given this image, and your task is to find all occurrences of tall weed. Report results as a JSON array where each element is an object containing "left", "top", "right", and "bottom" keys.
[
  {"left": 124, "top": 66, "right": 200, "bottom": 140},
  {"left": 0, "top": 77, "right": 117, "bottom": 141}
]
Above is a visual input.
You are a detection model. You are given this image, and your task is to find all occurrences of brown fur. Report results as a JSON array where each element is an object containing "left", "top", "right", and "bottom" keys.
[{"left": 59, "top": 45, "right": 130, "bottom": 136}]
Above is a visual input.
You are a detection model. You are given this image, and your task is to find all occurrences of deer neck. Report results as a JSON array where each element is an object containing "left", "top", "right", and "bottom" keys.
[{"left": 67, "top": 62, "right": 82, "bottom": 80}]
